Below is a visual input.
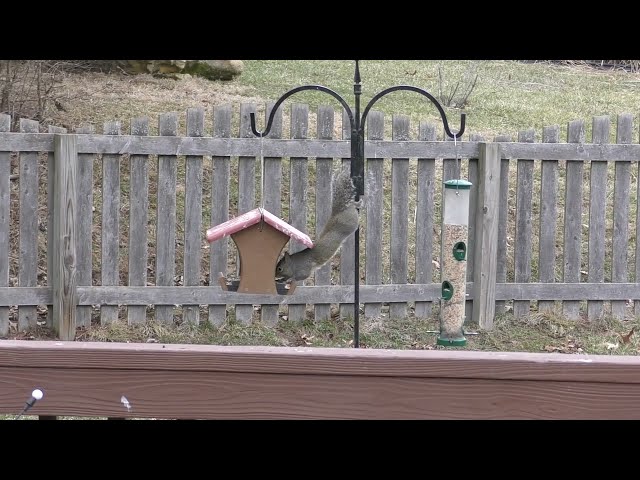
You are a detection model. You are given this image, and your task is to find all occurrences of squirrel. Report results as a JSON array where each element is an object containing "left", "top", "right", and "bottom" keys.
[{"left": 275, "top": 167, "right": 362, "bottom": 282}]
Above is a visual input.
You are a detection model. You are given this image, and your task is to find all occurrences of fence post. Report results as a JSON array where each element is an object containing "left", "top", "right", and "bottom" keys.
[
  {"left": 471, "top": 142, "right": 501, "bottom": 329},
  {"left": 52, "top": 134, "right": 78, "bottom": 341},
  {"left": 46, "top": 125, "right": 67, "bottom": 329}
]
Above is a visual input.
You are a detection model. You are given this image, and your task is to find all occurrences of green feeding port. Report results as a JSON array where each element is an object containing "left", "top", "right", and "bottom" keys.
[
  {"left": 442, "top": 281, "right": 453, "bottom": 300},
  {"left": 453, "top": 241, "right": 466, "bottom": 260}
]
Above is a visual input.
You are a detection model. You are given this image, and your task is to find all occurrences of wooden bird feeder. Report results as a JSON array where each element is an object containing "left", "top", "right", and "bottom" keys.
[{"left": 206, "top": 207, "right": 313, "bottom": 295}]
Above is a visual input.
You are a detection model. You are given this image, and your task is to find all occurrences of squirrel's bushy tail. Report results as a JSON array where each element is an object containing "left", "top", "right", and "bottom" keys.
[{"left": 330, "top": 167, "right": 358, "bottom": 216}]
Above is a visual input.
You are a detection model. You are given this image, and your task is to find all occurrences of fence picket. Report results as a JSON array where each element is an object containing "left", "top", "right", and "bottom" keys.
[
  {"left": 414, "top": 122, "right": 437, "bottom": 319},
  {"left": 466, "top": 133, "right": 483, "bottom": 323},
  {"left": 538, "top": 126, "right": 560, "bottom": 313},
  {"left": 236, "top": 103, "right": 258, "bottom": 324},
  {"left": 127, "top": 118, "right": 149, "bottom": 325},
  {"left": 209, "top": 105, "right": 232, "bottom": 325},
  {"left": 494, "top": 134, "right": 512, "bottom": 315},
  {"left": 183, "top": 108, "right": 205, "bottom": 325},
  {"left": 587, "top": 116, "right": 610, "bottom": 320},
  {"left": 314, "top": 105, "right": 335, "bottom": 322},
  {"left": 612, "top": 113, "right": 633, "bottom": 320},
  {"left": 100, "top": 121, "right": 122, "bottom": 325},
  {"left": 563, "top": 120, "right": 586, "bottom": 319},
  {"left": 75, "top": 124, "right": 95, "bottom": 328},
  {"left": 513, "top": 129, "right": 535, "bottom": 319},
  {"left": 364, "top": 111, "right": 385, "bottom": 319},
  {"left": 261, "top": 102, "right": 284, "bottom": 326},
  {"left": 156, "top": 113, "right": 178, "bottom": 324},
  {"left": 288, "top": 103, "right": 310, "bottom": 323},
  {"left": 0, "top": 114, "right": 10, "bottom": 336},
  {"left": 46, "top": 125, "right": 67, "bottom": 328},
  {"left": 339, "top": 109, "right": 356, "bottom": 321},
  {"left": 389, "top": 115, "right": 410, "bottom": 320},
  {"left": 18, "top": 119, "right": 40, "bottom": 331}
]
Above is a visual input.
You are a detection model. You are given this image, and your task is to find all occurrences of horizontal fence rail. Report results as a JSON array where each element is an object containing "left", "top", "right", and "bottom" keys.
[
  {"left": 3, "top": 282, "right": 640, "bottom": 306},
  {"left": 1, "top": 105, "right": 640, "bottom": 339},
  {"left": 3, "top": 132, "right": 640, "bottom": 160}
]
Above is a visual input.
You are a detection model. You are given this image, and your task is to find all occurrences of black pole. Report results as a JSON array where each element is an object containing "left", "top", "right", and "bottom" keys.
[
  {"left": 352, "top": 60, "right": 362, "bottom": 348},
  {"left": 249, "top": 61, "right": 466, "bottom": 350}
]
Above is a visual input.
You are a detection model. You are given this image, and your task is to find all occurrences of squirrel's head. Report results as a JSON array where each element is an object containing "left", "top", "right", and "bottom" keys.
[{"left": 275, "top": 252, "right": 292, "bottom": 281}]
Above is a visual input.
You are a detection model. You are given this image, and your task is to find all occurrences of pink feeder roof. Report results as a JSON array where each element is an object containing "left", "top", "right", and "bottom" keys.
[{"left": 206, "top": 207, "right": 314, "bottom": 249}]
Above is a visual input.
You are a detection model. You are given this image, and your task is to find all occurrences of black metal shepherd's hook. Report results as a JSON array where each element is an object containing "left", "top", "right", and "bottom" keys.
[{"left": 250, "top": 60, "right": 466, "bottom": 348}]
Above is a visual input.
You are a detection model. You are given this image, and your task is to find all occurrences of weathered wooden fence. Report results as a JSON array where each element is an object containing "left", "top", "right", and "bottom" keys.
[{"left": 1, "top": 104, "right": 640, "bottom": 339}]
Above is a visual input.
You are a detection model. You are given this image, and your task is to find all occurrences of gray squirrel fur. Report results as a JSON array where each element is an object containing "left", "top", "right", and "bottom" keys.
[{"left": 275, "top": 168, "right": 362, "bottom": 282}]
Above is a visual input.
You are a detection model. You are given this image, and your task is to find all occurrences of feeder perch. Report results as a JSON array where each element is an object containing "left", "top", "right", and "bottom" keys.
[
  {"left": 206, "top": 208, "right": 313, "bottom": 295},
  {"left": 438, "top": 179, "right": 472, "bottom": 347}
]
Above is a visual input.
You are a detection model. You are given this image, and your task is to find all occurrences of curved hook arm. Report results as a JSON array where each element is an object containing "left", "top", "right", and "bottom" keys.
[
  {"left": 361, "top": 85, "right": 466, "bottom": 139},
  {"left": 250, "top": 85, "right": 355, "bottom": 137}
]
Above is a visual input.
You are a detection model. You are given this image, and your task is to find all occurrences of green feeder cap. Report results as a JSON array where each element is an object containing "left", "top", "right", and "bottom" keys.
[{"left": 444, "top": 179, "right": 472, "bottom": 189}]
